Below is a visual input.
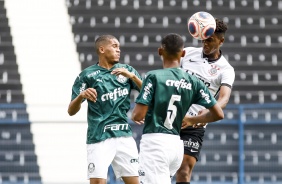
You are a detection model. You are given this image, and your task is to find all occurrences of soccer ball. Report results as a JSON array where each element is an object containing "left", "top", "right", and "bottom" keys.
[{"left": 187, "top": 11, "right": 216, "bottom": 40}]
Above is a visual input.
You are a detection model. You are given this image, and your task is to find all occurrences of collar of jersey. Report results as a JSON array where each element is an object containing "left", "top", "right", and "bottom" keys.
[{"left": 202, "top": 50, "right": 222, "bottom": 63}]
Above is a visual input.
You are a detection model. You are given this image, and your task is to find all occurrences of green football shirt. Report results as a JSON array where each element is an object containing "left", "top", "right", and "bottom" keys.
[
  {"left": 135, "top": 68, "right": 216, "bottom": 135},
  {"left": 71, "top": 63, "right": 141, "bottom": 144}
]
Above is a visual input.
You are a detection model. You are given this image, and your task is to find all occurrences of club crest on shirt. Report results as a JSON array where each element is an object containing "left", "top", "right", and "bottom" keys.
[
  {"left": 116, "top": 74, "right": 128, "bottom": 83},
  {"left": 88, "top": 163, "right": 95, "bottom": 173},
  {"left": 208, "top": 64, "right": 220, "bottom": 76}
]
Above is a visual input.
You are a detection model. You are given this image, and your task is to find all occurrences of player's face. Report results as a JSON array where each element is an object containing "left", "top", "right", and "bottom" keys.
[
  {"left": 103, "top": 38, "right": 120, "bottom": 64},
  {"left": 201, "top": 34, "right": 222, "bottom": 56}
]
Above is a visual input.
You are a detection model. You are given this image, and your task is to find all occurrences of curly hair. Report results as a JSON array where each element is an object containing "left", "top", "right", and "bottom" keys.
[{"left": 214, "top": 19, "right": 228, "bottom": 37}]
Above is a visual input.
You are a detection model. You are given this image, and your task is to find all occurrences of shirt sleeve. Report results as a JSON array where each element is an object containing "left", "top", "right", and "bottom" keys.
[
  {"left": 135, "top": 73, "right": 154, "bottom": 106},
  {"left": 193, "top": 79, "right": 217, "bottom": 109},
  {"left": 71, "top": 74, "right": 88, "bottom": 102},
  {"left": 221, "top": 67, "right": 235, "bottom": 87}
]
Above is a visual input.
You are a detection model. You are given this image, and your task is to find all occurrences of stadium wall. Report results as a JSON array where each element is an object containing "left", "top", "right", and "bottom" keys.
[{"left": 5, "top": 0, "right": 88, "bottom": 183}]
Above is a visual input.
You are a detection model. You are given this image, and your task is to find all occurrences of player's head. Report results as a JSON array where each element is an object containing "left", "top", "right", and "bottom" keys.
[
  {"left": 202, "top": 18, "right": 227, "bottom": 56},
  {"left": 158, "top": 33, "right": 185, "bottom": 64},
  {"left": 95, "top": 35, "right": 120, "bottom": 64},
  {"left": 214, "top": 18, "right": 228, "bottom": 40}
]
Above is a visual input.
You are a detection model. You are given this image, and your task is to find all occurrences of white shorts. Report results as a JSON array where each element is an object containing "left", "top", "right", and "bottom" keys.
[
  {"left": 87, "top": 136, "right": 139, "bottom": 179},
  {"left": 139, "top": 133, "right": 184, "bottom": 184}
]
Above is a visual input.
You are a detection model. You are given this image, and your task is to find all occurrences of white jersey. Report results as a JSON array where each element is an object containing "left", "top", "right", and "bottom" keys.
[{"left": 180, "top": 47, "right": 235, "bottom": 120}]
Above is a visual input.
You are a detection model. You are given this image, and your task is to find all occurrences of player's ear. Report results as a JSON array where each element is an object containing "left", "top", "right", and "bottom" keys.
[
  {"left": 158, "top": 47, "right": 163, "bottom": 56},
  {"left": 181, "top": 50, "right": 185, "bottom": 57},
  {"left": 99, "top": 46, "right": 104, "bottom": 53},
  {"left": 219, "top": 37, "right": 225, "bottom": 47}
]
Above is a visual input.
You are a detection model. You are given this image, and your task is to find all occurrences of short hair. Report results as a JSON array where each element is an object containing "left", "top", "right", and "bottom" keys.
[
  {"left": 161, "top": 33, "right": 184, "bottom": 56},
  {"left": 214, "top": 19, "right": 228, "bottom": 38},
  {"left": 94, "top": 35, "right": 117, "bottom": 54}
]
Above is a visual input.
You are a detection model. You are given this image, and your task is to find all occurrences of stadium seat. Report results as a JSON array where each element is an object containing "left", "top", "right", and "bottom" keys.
[
  {"left": 0, "top": 1, "right": 41, "bottom": 183},
  {"left": 66, "top": 0, "right": 282, "bottom": 183}
]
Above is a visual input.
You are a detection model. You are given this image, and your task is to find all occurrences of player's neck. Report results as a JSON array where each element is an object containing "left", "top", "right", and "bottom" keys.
[
  {"left": 163, "top": 60, "right": 180, "bottom": 69},
  {"left": 203, "top": 50, "right": 221, "bottom": 61},
  {"left": 98, "top": 60, "right": 116, "bottom": 70}
]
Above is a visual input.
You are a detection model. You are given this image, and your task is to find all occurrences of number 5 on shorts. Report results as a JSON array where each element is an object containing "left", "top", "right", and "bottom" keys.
[{"left": 164, "top": 95, "right": 181, "bottom": 129}]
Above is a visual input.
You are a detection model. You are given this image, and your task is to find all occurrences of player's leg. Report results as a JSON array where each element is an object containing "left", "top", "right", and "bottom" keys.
[
  {"left": 176, "top": 128, "right": 204, "bottom": 183},
  {"left": 87, "top": 139, "right": 116, "bottom": 184},
  {"left": 169, "top": 137, "right": 184, "bottom": 179},
  {"left": 122, "top": 176, "right": 139, "bottom": 184},
  {"left": 111, "top": 137, "right": 139, "bottom": 184},
  {"left": 90, "top": 178, "right": 106, "bottom": 184},
  {"left": 139, "top": 133, "right": 178, "bottom": 184},
  {"left": 175, "top": 154, "right": 196, "bottom": 183}
]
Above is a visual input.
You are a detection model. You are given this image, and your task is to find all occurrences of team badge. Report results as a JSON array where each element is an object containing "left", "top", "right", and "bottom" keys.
[
  {"left": 88, "top": 163, "right": 95, "bottom": 173},
  {"left": 208, "top": 64, "right": 220, "bottom": 76},
  {"left": 116, "top": 74, "right": 128, "bottom": 83}
]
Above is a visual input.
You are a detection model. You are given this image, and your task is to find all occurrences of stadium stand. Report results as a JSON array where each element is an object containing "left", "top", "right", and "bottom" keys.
[
  {"left": 193, "top": 123, "right": 282, "bottom": 183},
  {"left": 66, "top": 0, "right": 282, "bottom": 183},
  {"left": 1, "top": 0, "right": 281, "bottom": 183},
  {"left": 66, "top": 0, "right": 282, "bottom": 104},
  {"left": 0, "top": 1, "right": 41, "bottom": 183}
]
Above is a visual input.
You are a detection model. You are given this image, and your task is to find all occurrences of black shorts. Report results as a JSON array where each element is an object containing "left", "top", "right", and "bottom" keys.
[{"left": 180, "top": 127, "right": 205, "bottom": 161}]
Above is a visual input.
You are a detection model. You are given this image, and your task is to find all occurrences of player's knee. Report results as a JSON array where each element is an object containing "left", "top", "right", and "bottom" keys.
[{"left": 177, "top": 168, "right": 190, "bottom": 179}]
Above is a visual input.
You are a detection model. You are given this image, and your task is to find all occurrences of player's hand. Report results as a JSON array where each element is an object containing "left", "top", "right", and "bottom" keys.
[
  {"left": 111, "top": 68, "right": 134, "bottom": 79},
  {"left": 181, "top": 116, "right": 193, "bottom": 129},
  {"left": 80, "top": 88, "right": 97, "bottom": 102},
  {"left": 193, "top": 109, "right": 208, "bottom": 128},
  {"left": 133, "top": 118, "right": 145, "bottom": 125},
  {"left": 192, "top": 123, "right": 207, "bottom": 128}
]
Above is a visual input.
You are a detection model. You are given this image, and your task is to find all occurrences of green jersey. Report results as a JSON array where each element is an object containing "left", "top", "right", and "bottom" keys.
[
  {"left": 71, "top": 63, "right": 141, "bottom": 144},
  {"left": 135, "top": 68, "right": 216, "bottom": 135}
]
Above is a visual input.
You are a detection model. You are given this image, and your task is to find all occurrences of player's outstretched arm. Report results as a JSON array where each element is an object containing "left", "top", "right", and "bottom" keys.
[
  {"left": 182, "top": 103, "right": 224, "bottom": 129},
  {"left": 217, "top": 85, "right": 232, "bottom": 109},
  {"left": 131, "top": 103, "right": 148, "bottom": 125}
]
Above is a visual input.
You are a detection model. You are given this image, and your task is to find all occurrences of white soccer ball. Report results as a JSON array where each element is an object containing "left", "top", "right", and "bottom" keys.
[{"left": 187, "top": 11, "right": 216, "bottom": 40}]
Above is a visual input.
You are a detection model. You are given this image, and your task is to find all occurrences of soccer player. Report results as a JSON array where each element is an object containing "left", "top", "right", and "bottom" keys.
[
  {"left": 175, "top": 19, "right": 235, "bottom": 184},
  {"left": 131, "top": 33, "right": 224, "bottom": 184},
  {"left": 68, "top": 35, "right": 142, "bottom": 184}
]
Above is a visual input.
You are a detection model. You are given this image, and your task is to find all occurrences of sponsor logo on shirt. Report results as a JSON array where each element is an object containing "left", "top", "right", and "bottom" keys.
[
  {"left": 183, "top": 138, "right": 200, "bottom": 150},
  {"left": 103, "top": 123, "right": 129, "bottom": 132},
  {"left": 139, "top": 170, "right": 145, "bottom": 176},
  {"left": 87, "top": 70, "right": 100, "bottom": 77},
  {"left": 143, "top": 83, "right": 152, "bottom": 100},
  {"left": 166, "top": 79, "right": 192, "bottom": 90},
  {"left": 101, "top": 88, "right": 129, "bottom": 101},
  {"left": 130, "top": 158, "right": 139, "bottom": 163},
  {"left": 184, "top": 69, "right": 211, "bottom": 87},
  {"left": 200, "top": 89, "right": 212, "bottom": 103},
  {"left": 79, "top": 83, "right": 86, "bottom": 93}
]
